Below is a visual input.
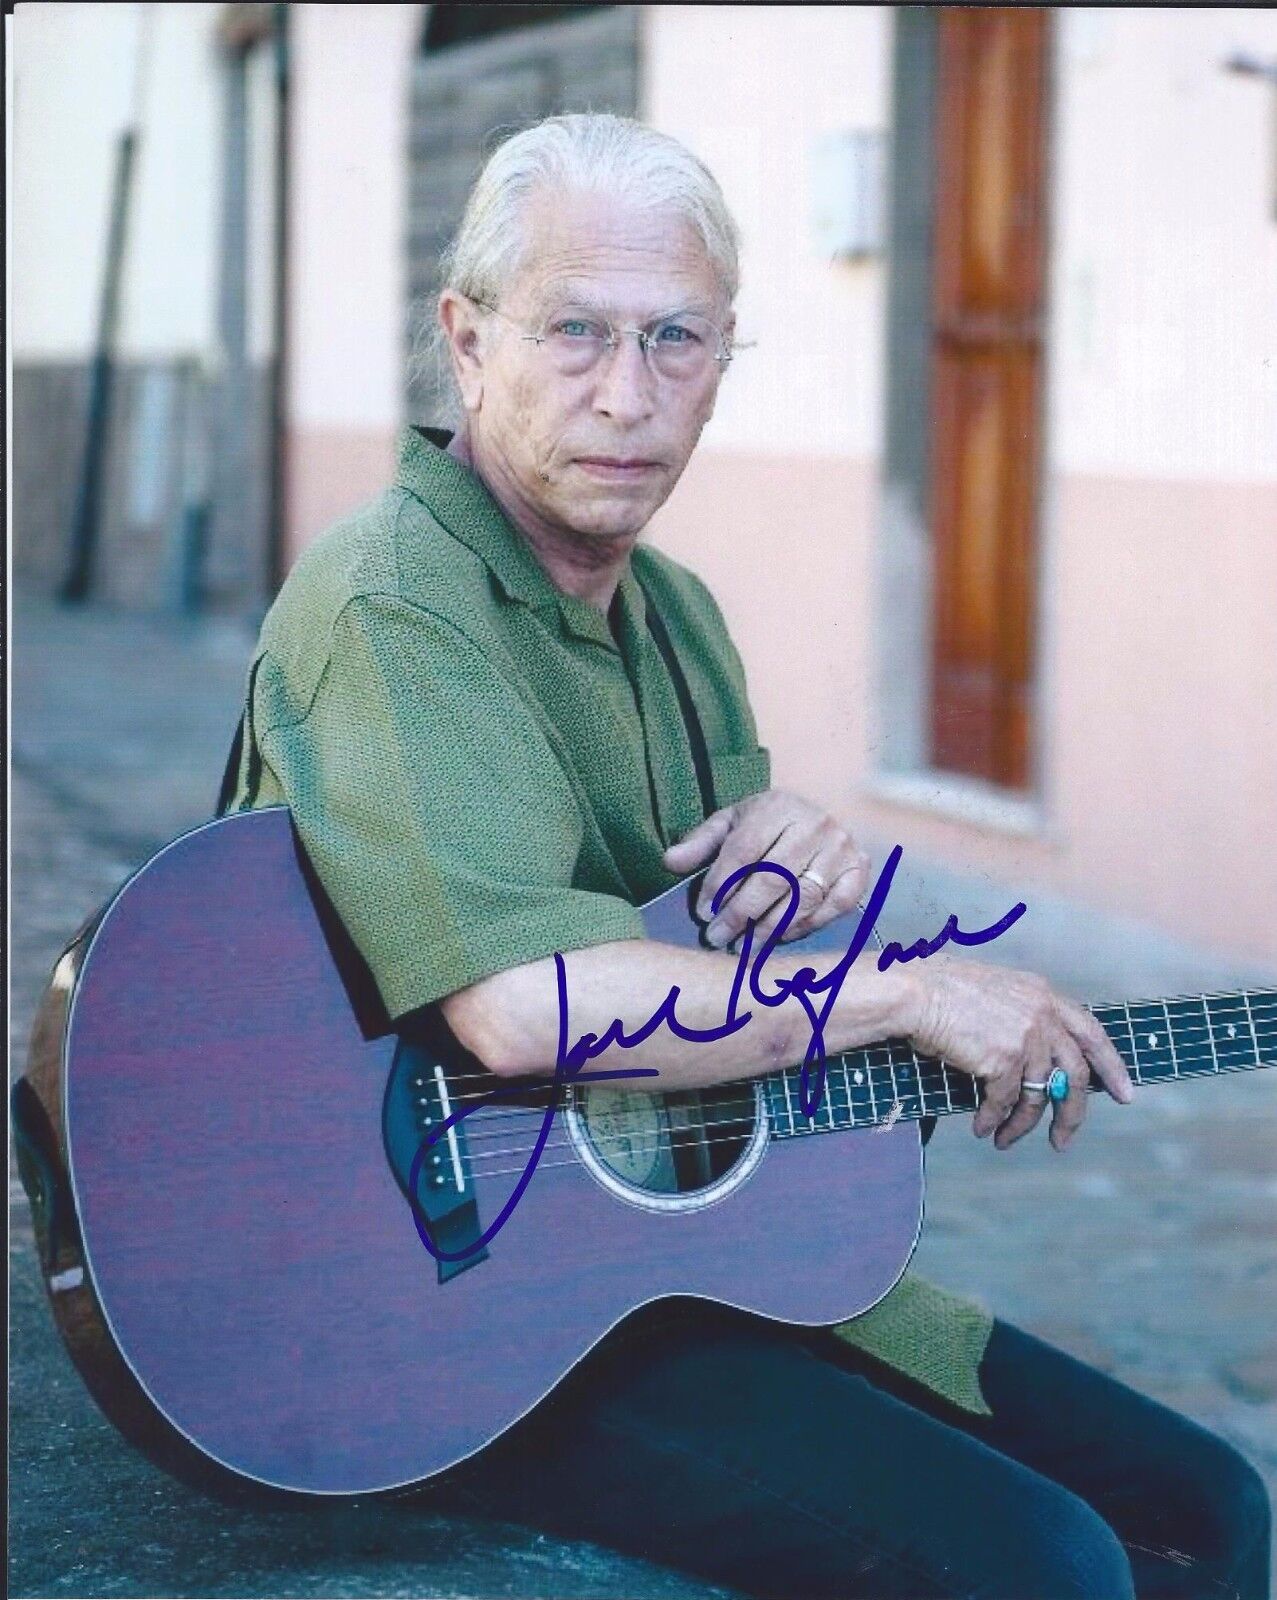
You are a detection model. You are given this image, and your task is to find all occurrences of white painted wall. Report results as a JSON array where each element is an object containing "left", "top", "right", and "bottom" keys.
[
  {"left": 287, "top": 3, "right": 423, "bottom": 434},
  {"left": 11, "top": 2, "right": 223, "bottom": 363},
  {"left": 642, "top": 6, "right": 1277, "bottom": 964},
  {"left": 644, "top": 6, "right": 1277, "bottom": 484},
  {"left": 1050, "top": 8, "right": 1277, "bottom": 481},
  {"left": 642, "top": 4, "right": 892, "bottom": 461}
]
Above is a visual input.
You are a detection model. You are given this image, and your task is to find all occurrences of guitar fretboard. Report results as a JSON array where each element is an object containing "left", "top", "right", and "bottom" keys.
[{"left": 763, "top": 987, "right": 1277, "bottom": 1140}]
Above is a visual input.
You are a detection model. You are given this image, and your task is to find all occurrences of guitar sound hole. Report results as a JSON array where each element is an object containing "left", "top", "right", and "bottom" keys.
[{"left": 576, "top": 1083, "right": 758, "bottom": 1197}]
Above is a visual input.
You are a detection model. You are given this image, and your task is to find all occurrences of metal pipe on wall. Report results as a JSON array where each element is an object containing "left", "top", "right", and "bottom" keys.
[{"left": 61, "top": 6, "right": 155, "bottom": 603}]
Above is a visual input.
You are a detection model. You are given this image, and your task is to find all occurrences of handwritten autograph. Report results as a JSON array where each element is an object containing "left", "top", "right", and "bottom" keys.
[{"left": 408, "top": 845, "right": 1025, "bottom": 1263}]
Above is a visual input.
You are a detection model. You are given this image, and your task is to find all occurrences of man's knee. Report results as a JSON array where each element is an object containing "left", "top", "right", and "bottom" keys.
[
  {"left": 996, "top": 1486, "right": 1135, "bottom": 1600},
  {"left": 1193, "top": 1436, "right": 1271, "bottom": 1592}
]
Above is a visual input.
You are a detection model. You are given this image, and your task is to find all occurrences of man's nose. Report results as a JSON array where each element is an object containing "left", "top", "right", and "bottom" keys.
[{"left": 590, "top": 331, "right": 659, "bottom": 422}]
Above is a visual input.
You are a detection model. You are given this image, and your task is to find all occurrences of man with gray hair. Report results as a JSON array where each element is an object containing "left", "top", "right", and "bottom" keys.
[{"left": 224, "top": 114, "right": 1267, "bottom": 1598}]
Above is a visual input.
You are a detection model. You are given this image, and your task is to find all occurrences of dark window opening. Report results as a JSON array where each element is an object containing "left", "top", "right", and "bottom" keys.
[{"left": 422, "top": 4, "right": 610, "bottom": 55}]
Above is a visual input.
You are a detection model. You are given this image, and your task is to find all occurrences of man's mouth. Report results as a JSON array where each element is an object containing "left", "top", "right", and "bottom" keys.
[{"left": 574, "top": 457, "right": 662, "bottom": 478}]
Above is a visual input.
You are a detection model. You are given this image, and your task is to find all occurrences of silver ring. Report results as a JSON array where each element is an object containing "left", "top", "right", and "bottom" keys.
[
  {"left": 799, "top": 867, "right": 828, "bottom": 893},
  {"left": 1022, "top": 1068, "right": 1070, "bottom": 1103}
]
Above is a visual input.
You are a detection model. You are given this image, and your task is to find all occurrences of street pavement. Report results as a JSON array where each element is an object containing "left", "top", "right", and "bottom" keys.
[{"left": 10, "top": 590, "right": 1276, "bottom": 1597}]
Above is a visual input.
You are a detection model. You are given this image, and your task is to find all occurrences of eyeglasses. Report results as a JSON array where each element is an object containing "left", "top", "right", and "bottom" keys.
[{"left": 471, "top": 298, "right": 735, "bottom": 383}]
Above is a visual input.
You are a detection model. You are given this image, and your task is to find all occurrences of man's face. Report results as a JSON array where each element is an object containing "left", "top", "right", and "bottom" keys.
[{"left": 457, "top": 188, "right": 732, "bottom": 547}]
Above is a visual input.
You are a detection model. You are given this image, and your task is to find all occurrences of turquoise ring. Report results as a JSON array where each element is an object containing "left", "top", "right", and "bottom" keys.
[{"left": 1023, "top": 1068, "right": 1071, "bottom": 1103}]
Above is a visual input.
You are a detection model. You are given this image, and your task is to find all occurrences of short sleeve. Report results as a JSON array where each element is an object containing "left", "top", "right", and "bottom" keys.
[{"left": 258, "top": 593, "right": 645, "bottom": 1021}]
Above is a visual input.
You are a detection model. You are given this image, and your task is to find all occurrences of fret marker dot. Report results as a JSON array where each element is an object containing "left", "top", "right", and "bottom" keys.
[
  {"left": 1227, "top": 1025, "right": 1237, "bottom": 1039},
  {"left": 1147, "top": 1033, "right": 1159, "bottom": 1048},
  {"left": 853, "top": 1069, "right": 865, "bottom": 1085}
]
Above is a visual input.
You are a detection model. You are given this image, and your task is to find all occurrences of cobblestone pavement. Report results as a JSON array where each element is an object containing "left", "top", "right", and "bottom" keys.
[{"left": 9, "top": 592, "right": 1275, "bottom": 1597}]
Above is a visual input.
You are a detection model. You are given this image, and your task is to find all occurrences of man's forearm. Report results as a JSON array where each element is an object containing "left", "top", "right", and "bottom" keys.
[{"left": 440, "top": 938, "right": 921, "bottom": 1090}]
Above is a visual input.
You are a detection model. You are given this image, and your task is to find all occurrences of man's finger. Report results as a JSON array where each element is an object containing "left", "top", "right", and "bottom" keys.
[
  {"left": 704, "top": 866, "right": 796, "bottom": 948},
  {"left": 662, "top": 806, "right": 737, "bottom": 877},
  {"left": 992, "top": 1078, "right": 1050, "bottom": 1150},
  {"left": 974, "top": 1020, "right": 1050, "bottom": 1138},
  {"left": 1060, "top": 1001, "right": 1134, "bottom": 1104},
  {"left": 701, "top": 816, "right": 813, "bottom": 943},
  {"left": 1047, "top": 1031, "right": 1091, "bottom": 1151},
  {"left": 697, "top": 815, "right": 790, "bottom": 925},
  {"left": 777, "top": 853, "right": 872, "bottom": 941},
  {"left": 749, "top": 858, "right": 829, "bottom": 943}
]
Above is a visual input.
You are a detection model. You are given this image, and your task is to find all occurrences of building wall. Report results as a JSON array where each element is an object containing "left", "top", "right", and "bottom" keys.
[
  {"left": 10, "top": 1, "right": 277, "bottom": 609},
  {"left": 642, "top": 5, "right": 1277, "bottom": 966},
  {"left": 283, "top": 4, "right": 424, "bottom": 571},
  {"left": 403, "top": 5, "right": 641, "bottom": 430}
]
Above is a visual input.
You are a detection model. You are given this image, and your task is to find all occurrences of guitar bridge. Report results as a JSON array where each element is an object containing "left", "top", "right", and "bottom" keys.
[{"left": 383, "top": 1037, "right": 489, "bottom": 1284}]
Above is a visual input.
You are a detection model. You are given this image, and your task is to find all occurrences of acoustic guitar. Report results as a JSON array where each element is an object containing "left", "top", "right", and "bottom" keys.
[{"left": 15, "top": 806, "right": 1275, "bottom": 1497}]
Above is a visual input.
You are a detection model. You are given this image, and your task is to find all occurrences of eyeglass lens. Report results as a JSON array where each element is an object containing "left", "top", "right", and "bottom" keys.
[{"left": 538, "top": 311, "right": 726, "bottom": 380}]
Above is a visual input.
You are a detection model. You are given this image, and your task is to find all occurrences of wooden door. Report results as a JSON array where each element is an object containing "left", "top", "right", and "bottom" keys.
[{"left": 930, "top": 9, "right": 1048, "bottom": 789}]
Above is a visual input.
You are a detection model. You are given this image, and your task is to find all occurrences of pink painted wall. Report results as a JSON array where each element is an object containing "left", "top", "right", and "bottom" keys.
[
  {"left": 651, "top": 451, "right": 1277, "bottom": 966},
  {"left": 283, "top": 4, "right": 422, "bottom": 564},
  {"left": 642, "top": 8, "right": 1277, "bottom": 969}
]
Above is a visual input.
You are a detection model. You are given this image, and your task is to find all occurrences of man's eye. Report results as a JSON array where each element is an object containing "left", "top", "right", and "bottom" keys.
[
  {"left": 553, "top": 318, "right": 605, "bottom": 340},
  {"left": 654, "top": 321, "right": 701, "bottom": 345}
]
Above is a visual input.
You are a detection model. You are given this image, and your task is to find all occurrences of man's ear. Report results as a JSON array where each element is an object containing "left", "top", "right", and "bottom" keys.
[{"left": 438, "top": 290, "right": 485, "bottom": 413}]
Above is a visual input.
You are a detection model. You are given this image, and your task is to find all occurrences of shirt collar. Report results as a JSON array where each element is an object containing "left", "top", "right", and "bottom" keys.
[{"left": 396, "top": 426, "right": 645, "bottom": 652}]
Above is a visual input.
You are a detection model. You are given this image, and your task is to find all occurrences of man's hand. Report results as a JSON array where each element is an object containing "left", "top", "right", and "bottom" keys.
[
  {"left": 902, "top": 954, "right": 1135, "bottom": 1150},
  {"left": 662, "top": 788, "right": 871, "bottom": 949}
]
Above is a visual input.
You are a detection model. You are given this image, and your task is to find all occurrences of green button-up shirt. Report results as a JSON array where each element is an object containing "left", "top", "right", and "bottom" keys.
[
  {"left": 226, "top": 426, "right": 770, "bottom": 1019},
  {"left": 225, "top": 425, "right": 992, "bottom": 1416}
]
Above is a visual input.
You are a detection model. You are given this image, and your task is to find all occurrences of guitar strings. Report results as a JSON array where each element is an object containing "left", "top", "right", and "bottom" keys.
[
  {"left": 407, "top": 991, "right": 1277, "bottom": 1127},
  {"left": 409, "top": 1057, "right": 1276, "bottom": 1189},
  {"left": 404, "top": 988, "right": 1277, "bottom": 1111},
  {"left": 392, "top": 987, "right": 1277, "bottom": 1190},
  {"left": 395, "top": 990, "right": 1277, "bottom": 1134},
  {"left": 451, "top": 1042, "right": 1269, "bottom": 1171},
  {"left": 407, "top": 1036, "right": 1276, "bottom": 1179},
  {"left": 410, "top": 1011, "right": 1277, "bottom": 1165}
]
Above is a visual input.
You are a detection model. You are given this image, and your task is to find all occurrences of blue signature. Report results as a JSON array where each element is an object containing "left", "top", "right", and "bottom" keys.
[{"left": 407, "top": 844, "right": 1025, "bottom": 1263}]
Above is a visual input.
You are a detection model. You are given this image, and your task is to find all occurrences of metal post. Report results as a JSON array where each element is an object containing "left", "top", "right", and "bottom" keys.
[
  {"left": 266, "top": 2, "right": 291, "bottom": 597},
  {"left": 61, "top": 129, "right": 137, "bottom": 602}
]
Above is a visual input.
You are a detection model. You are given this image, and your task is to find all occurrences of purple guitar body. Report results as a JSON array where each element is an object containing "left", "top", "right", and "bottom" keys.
[{"left": 36, "top": 806, "right": 923, "bottom": 1496}]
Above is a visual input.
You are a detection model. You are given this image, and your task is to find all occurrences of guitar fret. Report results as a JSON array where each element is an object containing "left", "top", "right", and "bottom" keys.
[
  {"left": 781, "top": 1067, "right": 798, "bottom": 1136},
  {"left": 796, "top": 1061, "right": 820, "bottom": 1132},
  {"left": 1126, "top": 1009, "right": 1142, "bottom": 1084},
  {"left": 846, "top": 1054, "right": 875, "bottom": 1129},
  {"left": 1097, "top": 1004, "right": 1139, "bottom": 1083},
  {"left": 1204, "top": 998, "right": 1223, "bottom": 1075},
  {"left": 822, "top": 1060, "right": 838, "bottom": 1131},
  {"left": 767, "top": 1074, "right": 787, "bottom": 1138},
  {"left": 840, "top": 1053, "right": 855, "bottom": 1129},
  {"left": 766, "top": 1075, "right": 786, "bottom": 1137},
  {"left": 1167, "top": 996, "right": 1214, "bottom": 1077},
  {"left": 889, "top": 1041, "right": 921, "bottom": 1120},
  {"left": 1253, "top": 992, "right": 1277, "bottom": 1064},
  {"left": 1162, "top": 1000, "right": 1181, "bottom": 1079},
  {"left": 823, "top": 1053, "right": 848, "bottom": 1130},
  {"left": 1248, "top": 992, "right": 1267, "bottom": 1068},
  {"left": 884, "top": 1050, "right": 902, "bottom": 1117},
  {"left": 1204, "top": 995, "right": 1255, "bottom": 1071}
]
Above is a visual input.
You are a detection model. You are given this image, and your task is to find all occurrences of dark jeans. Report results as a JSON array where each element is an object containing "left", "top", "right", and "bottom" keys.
[{"left": 424, "top": 1299, "right": 1271, "bottom": 1600}]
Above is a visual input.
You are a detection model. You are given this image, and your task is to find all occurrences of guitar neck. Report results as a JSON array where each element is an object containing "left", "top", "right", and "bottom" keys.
[{"left": 763, "top": 987, "right": 1277, "bottom": 1140}]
